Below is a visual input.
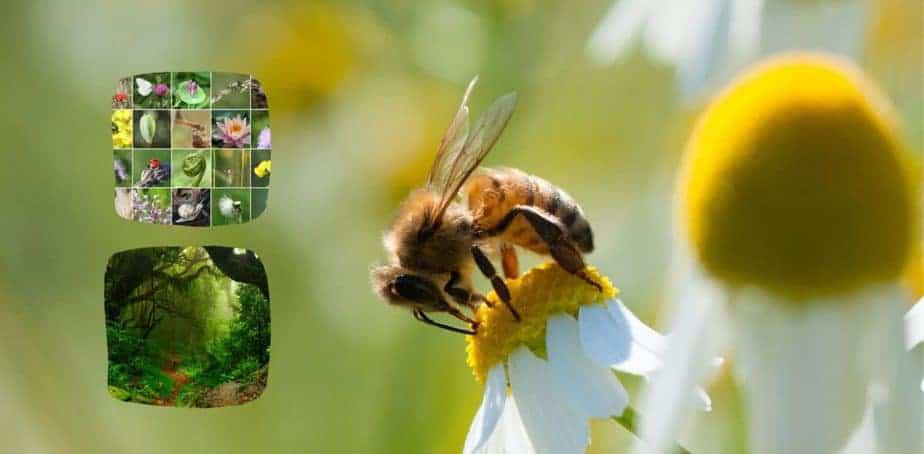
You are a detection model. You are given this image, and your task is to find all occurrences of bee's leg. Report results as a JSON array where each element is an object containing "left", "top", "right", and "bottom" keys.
[
  {"left": 471, "top": 292, "right": 493, "bottom": 308},
  {"left": 413, "top": 309, "right": 476, "bottom": 335},
  {"left": 500, "top": 243, "right": 519, "bottom": 279},
  {"left": 444, "top": 271, "right": 473, "bottom": 309},
  {"left": 471, "top": 245, "right": 521, "bottom": 321},
  {"left": 507, "top": 206, "right": 603, "bottom": 292}
]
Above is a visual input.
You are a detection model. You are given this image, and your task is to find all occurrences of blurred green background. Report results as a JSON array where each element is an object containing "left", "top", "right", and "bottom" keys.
[{"left": 0, "top": 1, "right": 919, "bottom": 452}]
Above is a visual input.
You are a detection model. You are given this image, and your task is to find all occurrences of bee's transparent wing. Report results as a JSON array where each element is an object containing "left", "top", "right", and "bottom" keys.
[
  {"left": 431, "top": 90, "right": 518, "bottom": 224},
  {"left": 428, "top": 76, "right": 478, "bottom": 189}
]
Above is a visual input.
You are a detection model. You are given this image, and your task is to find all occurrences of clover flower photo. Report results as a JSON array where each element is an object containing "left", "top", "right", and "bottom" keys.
[{"left": 133, "top": 72, "right": 171, "bottom": 108}]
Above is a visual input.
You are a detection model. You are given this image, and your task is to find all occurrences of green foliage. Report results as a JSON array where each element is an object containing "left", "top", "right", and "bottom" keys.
[
  {"left": 181, "top": 284, "right": 270, "bottom": 402},
  {"left": 106, "top": 322, "right": 173, "bottom": 402}
]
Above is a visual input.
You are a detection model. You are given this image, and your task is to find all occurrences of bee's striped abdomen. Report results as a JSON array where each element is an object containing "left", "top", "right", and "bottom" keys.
[{"left": 466, "top": 168, "right": 594, "bottom": 254}]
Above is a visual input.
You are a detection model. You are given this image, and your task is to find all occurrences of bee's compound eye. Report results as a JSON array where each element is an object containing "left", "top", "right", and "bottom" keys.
[{"left": 392, "top": 275, "right": 437, "bottom": 302}]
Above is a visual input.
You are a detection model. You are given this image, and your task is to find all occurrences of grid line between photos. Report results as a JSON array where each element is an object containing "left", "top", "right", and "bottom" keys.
[{"left": 112, "top": 72, "right": 271, "bottom": 227}]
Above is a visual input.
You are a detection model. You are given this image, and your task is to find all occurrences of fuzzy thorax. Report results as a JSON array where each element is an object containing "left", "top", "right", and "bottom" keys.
[
  {"left": 681, "top": 53, "right": 917, "bottom": 300},
  {"left": 465, "top": 263, "right": 618, "bottom": 382}
]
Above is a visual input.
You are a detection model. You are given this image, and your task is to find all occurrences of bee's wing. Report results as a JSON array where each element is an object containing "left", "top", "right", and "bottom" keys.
[
  {"left": 427, "top": 76, "right": 478, "bottom": 189},
  {"left": 431, "top": 89, "right": 518, "bottom": 225}
]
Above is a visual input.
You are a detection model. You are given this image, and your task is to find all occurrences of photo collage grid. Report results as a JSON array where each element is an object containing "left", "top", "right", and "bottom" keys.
[{"left": 112, "top": 72, "right": 271, "bottom": 226}]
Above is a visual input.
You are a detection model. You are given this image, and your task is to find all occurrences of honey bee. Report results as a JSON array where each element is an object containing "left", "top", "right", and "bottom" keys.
[{"left": 371, "top": 76, "right": 600, "bottom": 335}]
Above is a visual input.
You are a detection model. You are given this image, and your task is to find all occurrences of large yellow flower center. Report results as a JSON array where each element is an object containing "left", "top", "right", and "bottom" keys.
[
  {"left": 465, "top": 263, "right": 617, "bottom": 383},
  {"left": 681, "top": 54, "right": 917, "bottom": 300}
]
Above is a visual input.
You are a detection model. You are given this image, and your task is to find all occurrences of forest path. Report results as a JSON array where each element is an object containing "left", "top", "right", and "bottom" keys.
[{"left": 162, "top": 353, "right": 190, "bottom": 406}]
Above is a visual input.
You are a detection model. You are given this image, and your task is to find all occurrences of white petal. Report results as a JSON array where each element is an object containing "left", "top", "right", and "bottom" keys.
[
  {"left": 585, "top": 0, "right": 653, "bottom": 65},
  {"left": 727, "top": 0, "right": 763, "bottom": 64},
  {"left": 673, "top": 0, "right": 734, "bottom": 100},
  {"left": 759, "top": 0, "right": 869, "bottom": 59},
  {"left": 731, "top": 286, "right": 894, "bottom": 454},
  {"left": 642, "top": 0, "right": 695, "bottom": 63},
  {"left": 495, "top": 395, "right": 535, "bottom": 454},
  {"left": 508, "top": 347, "right": 589, "bottom": 454},
  {"left": 546, "top": 314, "right": 629, "bottom": 418},
  {"left": 633, "top": 272, "right": 725, "bottom": 454},
  {"left": 135, "top": 77, "right": 152, "bottom": 96},
  {"left": 464, "top": 365, "right": 507, "bottom": 454},
  {"left": 905, "top": 298, "right": 924, "bottom": 350},
  {"left": 841, "top": 405, "right": 875, "bottom": 454},
  {"left": 579, "top": 301, "right": 662, "bottom": 376},
  {"left": 608, "top": 299, "right": 666, "bottom": 356},
  {"left": 863, "top": 290, "right": 923, "bottom": 453}
]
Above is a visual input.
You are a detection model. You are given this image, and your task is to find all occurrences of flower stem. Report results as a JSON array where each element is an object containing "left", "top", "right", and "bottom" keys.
[{"left": 612, "top": 406, "right": 691, "bottom": 454}]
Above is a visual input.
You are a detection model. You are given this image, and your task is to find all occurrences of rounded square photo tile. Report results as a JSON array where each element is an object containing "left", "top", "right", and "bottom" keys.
[
  {"left": 104, "top": 246, "right": 270, "bottom": 407},
  {"left": 111, "top": 72, "right": 270, "bottom": 226}
]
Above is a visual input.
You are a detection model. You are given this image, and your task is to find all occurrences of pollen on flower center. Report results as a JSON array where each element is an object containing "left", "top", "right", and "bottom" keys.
[
  {"left": 680, "top": 53, "right": 918, "bottom": 300},
  {"left": 465, "top": 262, "right": 617, "bottom": 383}
]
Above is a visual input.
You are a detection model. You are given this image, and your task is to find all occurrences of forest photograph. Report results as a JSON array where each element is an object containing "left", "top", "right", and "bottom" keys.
[{"left": 104, "top": 246, "right": 270, "bottom": 408}]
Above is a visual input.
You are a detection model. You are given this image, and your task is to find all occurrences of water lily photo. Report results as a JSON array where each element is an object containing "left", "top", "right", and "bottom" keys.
[
  {"left": 172, "top": 71, "right": 210, "bottom": 109},
  {"left": 133, "top": 72, "right": 171, "bottom": 108},
  {"left": 212, "top": 110, "right": 251, "bottom": 148}
]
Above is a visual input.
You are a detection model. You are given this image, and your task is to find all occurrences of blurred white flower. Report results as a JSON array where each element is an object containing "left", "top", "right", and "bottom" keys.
[
  {"left": 463, "top": 264, "right": 709, "bottom": 453},
  {"left": 842, "top": 297, "right": 924, "bottom": 453},
  {"left": 587, "top": 0, "right": 869, "bottom": 101},
  {"left": 907, "top": 298, "right": 924, "bottom": 391},
  {"left": 634, "top": 55, "right": 921, "bottom": 454}
]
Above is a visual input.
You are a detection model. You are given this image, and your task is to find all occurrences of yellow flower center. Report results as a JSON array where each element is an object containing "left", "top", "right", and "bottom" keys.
[
  {"left": 681, "top": 53, "right": 918, "bottom": 300},
  {"left": 465, "top": 262, "right": 618, "bottom": 383}
]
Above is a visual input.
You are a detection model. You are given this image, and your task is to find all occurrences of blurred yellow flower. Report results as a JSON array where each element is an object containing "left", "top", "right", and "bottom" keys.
[
  {"left": 253, "top": 160, "right": 271, "bottom": 178},
  {"left": 111, "top": 109, "right": 132, "bottom": 149},
  {"left": 243, "top": 3, "right": 359, "bottom": 113}
]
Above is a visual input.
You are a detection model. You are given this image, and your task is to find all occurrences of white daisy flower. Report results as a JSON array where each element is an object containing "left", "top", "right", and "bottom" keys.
[
  {"left": 463, "top": 263, "right": 709, "bottom": 453},
  {"left": 634, "top": 54, "right": 921, "bottom": 454},
  {"left": 586, "top": 0, "right": 869, "bottom": 101}
]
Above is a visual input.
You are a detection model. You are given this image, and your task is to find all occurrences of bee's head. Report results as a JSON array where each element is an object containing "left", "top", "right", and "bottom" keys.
[
  {"left": 370, "top": 265, "right": 448, "bottom": 312},
  {"left": 384, "top": 189, "right": 473, "bottom": 273}
]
